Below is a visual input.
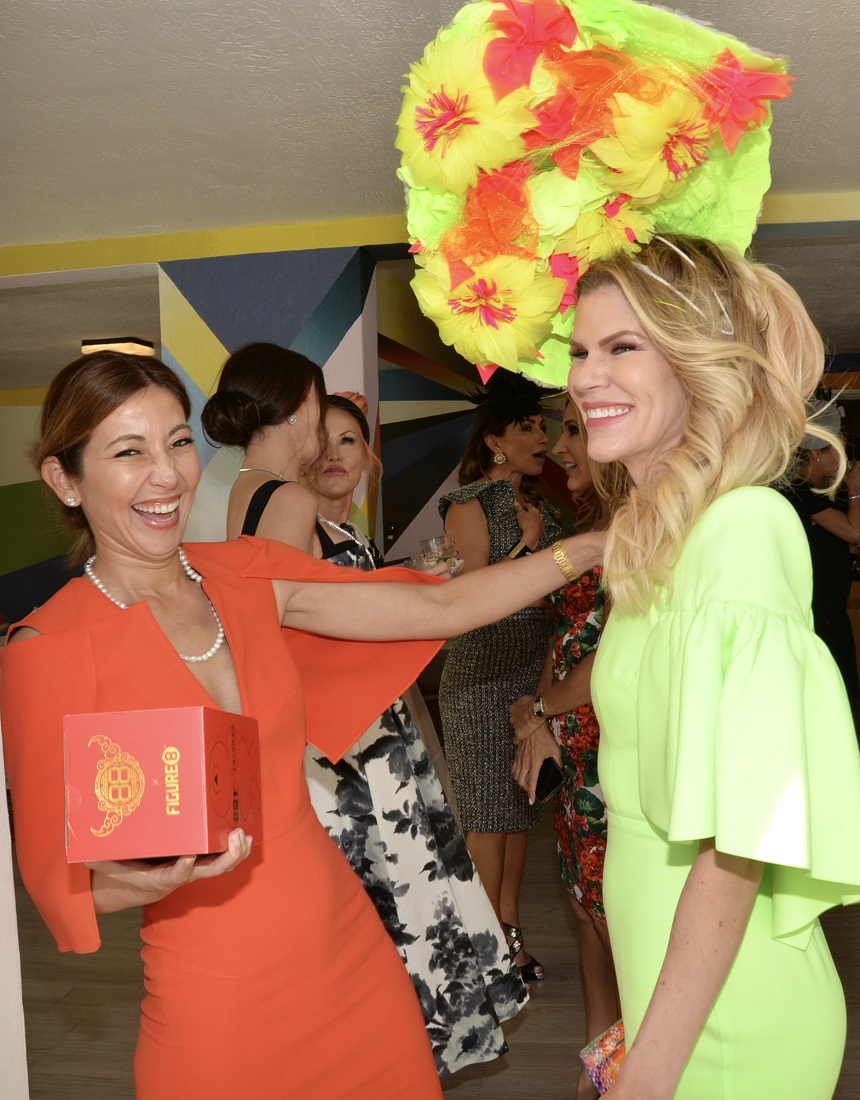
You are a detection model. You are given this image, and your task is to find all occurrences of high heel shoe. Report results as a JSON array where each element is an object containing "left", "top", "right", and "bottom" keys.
[{"left": 503, "top": 923, "right": 545, "bottom": 982}]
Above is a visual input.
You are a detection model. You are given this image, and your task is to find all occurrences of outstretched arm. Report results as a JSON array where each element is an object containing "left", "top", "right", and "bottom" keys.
[
  {"left": 276, "top": 531, "right": 604, "bottom": 641},
  {"left": 607, "top": 841, "right": 762, "bottom": 1099}
]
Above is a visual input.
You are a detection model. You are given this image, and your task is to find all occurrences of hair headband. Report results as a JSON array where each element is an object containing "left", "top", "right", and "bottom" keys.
[
  {"left": 634, "top": 238, "right": 735, "bottom": 337},
  {"left": 327, "top": 394, "right": 370, "bottom": 442}
]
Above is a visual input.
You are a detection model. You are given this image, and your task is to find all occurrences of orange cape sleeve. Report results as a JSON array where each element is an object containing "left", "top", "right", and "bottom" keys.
[
  {"left": 0, "top": 537, "right": 448, "bottom": 954},
  {"left": 1, "top": 627, "right": 101, "bottom": 953},
  {"left": 189, "top": 536, "right": 448, "bottom": 762}
]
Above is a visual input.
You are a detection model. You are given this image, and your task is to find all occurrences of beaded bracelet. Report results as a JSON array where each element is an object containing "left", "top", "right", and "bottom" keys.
[{"left": 551, "top": 540, "right": 578, "bottom": 584}]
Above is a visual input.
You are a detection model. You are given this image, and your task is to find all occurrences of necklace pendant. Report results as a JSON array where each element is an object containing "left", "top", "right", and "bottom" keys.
[{"left": 238, "top": 467, "right": 286, "bottom": 482}]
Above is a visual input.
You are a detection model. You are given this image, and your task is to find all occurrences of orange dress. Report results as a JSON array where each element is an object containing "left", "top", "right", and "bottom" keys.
[{"left": 0, "top": 537, "right": 445, "bottom": 1099}]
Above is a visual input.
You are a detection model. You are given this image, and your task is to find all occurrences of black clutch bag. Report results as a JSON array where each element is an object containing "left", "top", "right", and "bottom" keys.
[{"left": 535, "top": 757, "right": 565, "bottom": 803}]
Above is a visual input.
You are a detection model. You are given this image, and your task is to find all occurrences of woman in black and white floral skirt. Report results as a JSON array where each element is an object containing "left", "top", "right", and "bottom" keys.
[{"left": 202, "top": 344, "right": 527, "bottom": 1075}]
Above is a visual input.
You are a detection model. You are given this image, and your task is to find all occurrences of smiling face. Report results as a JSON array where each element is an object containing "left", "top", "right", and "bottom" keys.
[
  {"left": 488, "top": 413, "right": 548, "bottom": 477},
  {"left": 553, "top": 401, "right": 593, "bottom": 495},
  {"left": 49, "top": 386, "right": 201, "bottom": 563},
  {"left": 312, "top": 406, "right": 366, "bottom": 502},
  {"left": 568, "top": 283, "right": 689, "bottom": 486}
]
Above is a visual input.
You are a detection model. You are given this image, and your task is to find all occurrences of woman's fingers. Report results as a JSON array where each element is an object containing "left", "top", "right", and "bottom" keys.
[
  {"left": 189, "top": 829, "right": 253, "bottom": 879},
  {"left": 86, "top": 829, "right": 253, "bottom": 890}
]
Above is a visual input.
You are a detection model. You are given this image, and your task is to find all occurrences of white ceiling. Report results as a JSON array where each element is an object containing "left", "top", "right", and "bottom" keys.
[{"left": 2, "top": 0, "right": 859, "bottom": 386}]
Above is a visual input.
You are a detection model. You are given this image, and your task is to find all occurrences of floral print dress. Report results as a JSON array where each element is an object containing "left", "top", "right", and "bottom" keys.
[
  {"left": 305, "top": 524, "right": 528, "bottom": 1075},
  {"left": 547, "top": 566, "right": 609, "bottom": 919}
]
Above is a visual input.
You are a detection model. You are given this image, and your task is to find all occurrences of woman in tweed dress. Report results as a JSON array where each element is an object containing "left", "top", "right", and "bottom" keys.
[{"left": 438, "top": 373, "right": 560, "bottom": 983}]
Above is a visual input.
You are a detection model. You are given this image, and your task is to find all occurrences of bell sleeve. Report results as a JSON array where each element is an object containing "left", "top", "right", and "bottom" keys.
[{"left": 636, "top": 487, "right": 860, "bottom": 948}]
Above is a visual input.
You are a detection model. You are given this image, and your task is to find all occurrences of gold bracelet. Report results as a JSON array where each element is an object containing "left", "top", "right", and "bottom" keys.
[{"left": 551, "top": 540, "right": 578, "bottom": 584}]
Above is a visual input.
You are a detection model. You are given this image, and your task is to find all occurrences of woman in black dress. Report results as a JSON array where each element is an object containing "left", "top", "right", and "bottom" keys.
[{"left": 783, "top": 399, "right": 860, "bottom": 718}]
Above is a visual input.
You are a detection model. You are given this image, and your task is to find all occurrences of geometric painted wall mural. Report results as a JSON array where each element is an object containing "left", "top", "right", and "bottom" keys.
[
  {"left": 378, "top": 331, "right": 573, "bottom": 562},
  {"left": 160, "top": 247, "right": 380, "bottom": 542},
  {"left": 0, "top": 243, "right": 580, "bottom": 627}
]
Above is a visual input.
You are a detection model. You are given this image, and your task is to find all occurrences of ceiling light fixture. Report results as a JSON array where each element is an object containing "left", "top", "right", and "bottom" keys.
[{"left": 80, "top": 337, "right": 155, "bottom": 356}]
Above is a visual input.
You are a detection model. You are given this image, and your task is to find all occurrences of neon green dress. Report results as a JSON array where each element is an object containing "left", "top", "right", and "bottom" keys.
[{"left": 593, "top": 486, "right": 860, "bottom": 1098}]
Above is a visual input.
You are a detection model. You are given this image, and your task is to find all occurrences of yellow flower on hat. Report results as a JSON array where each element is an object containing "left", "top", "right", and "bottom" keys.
[
  {"left": 396, "top": 34, "right": 536, "bottom": 196},
  {"left": 412, "top": 253, "right": 565, "bottom": 371},
  {"left": 557, "top": 193, "right": 655, "bottom": 265},
  {"left": 588, "top": 89, "right": 711, "bottom": 203}
]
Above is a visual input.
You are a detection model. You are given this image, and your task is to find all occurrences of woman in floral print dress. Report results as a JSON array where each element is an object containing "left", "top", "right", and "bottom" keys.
[
  {"left": 306, "top": 393, "right": 528, "bottom": 1075},
  {"left": 511, "top": 402, "right": 619, "bottom": 1100}
]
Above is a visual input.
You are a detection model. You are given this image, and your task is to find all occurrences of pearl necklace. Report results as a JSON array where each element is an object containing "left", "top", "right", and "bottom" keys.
[
  {"left": 84, "top": 549, "right": 227, "bottom": 664},
  {"left": 239, "top": 467, "right": 286, "bottom": 481}
]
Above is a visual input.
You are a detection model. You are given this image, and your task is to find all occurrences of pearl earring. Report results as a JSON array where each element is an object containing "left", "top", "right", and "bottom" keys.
[
  {"left": 287, "top": 414, "right": 297, "bottom": 425},
  {"left": 66, "top": 497, "right": 77, "bottom": 506},
  {"left": 493, "top": 452, "right": 507, "bottom": 465}
]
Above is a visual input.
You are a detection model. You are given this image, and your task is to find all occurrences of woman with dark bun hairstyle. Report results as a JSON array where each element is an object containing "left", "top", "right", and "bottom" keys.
[
  {"left": 207, "top": 361, "right": 528, "bottom": 1074},
  {"left": 438, "top": 371, "right": 560, "bottom": 984},
  {"left": 200, "top": 341, "right": 327, "bottom": 552}
]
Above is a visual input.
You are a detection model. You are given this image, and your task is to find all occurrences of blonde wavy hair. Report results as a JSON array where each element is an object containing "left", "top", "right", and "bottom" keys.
[{"left": 574, "top": 233, "right": 841, "bottom": 614}]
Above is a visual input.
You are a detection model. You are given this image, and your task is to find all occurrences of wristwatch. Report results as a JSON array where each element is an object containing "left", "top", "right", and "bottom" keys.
[
  {"left": 533, "top": 694, "right": 546, "bottom": 718},
  {"left": 508, "top": 540, "right": 534, "bottom": 560}
]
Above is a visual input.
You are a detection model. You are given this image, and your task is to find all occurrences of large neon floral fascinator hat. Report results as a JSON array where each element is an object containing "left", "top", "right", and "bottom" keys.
[{"left": 396, "top": 0, "right": 793, "bottom": 387}]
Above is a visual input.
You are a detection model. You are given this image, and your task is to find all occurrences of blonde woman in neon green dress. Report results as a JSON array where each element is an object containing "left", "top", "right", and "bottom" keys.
[{"left": 568, "top": 234, "right": 860, "bottom": 1099}]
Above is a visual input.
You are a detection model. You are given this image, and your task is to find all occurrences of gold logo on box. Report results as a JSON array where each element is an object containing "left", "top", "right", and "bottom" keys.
[
  {"left": 89, "top": 735, "right": 145, "bottom": 837},
  {"left": 163, "top": 747, "right": 180, "bottom": 815}
]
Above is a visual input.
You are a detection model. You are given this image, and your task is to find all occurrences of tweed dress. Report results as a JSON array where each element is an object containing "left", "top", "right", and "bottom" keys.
[{"left": 438, "top": 480, "right": 561, "bottom": 832}]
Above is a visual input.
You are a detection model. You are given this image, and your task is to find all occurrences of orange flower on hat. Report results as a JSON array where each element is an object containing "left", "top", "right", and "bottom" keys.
[
  {"left": 440, "top": 162, "right": 539, "bottom": 268},
  {"left": 484, "top": 0, "right": 579, "bottom": 101},
  {"left": 536, "top": 46, "right": 641, "bottom": 177}
]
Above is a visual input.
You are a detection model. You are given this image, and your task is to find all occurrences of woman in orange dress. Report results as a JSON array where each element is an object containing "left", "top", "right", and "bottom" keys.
[
  {"left": 202, "top": 344, "right": 527, "bottom": 1074},
  {"left": 0, "top": 350, "right": 603, "bottom": 1099}
]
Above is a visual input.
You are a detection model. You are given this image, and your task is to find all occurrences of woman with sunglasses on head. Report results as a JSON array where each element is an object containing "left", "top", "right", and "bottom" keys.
[{"left": 1, "top": 349, "right": 604, "bottom": 1099}]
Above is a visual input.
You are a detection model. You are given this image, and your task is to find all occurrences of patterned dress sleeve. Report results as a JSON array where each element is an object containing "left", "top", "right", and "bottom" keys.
[{"left": 636, "top": 487, "right": 860, "bottom": 947}]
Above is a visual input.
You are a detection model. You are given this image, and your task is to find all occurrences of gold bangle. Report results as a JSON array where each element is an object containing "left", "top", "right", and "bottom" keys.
[{"left": 551, "top": 540, "right": 578, "bottom": 584}]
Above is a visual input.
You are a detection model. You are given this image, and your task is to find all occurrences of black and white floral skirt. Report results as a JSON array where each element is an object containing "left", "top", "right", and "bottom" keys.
[{"left": 305, "top": 694, "right": 528, "bottom": 1075}]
